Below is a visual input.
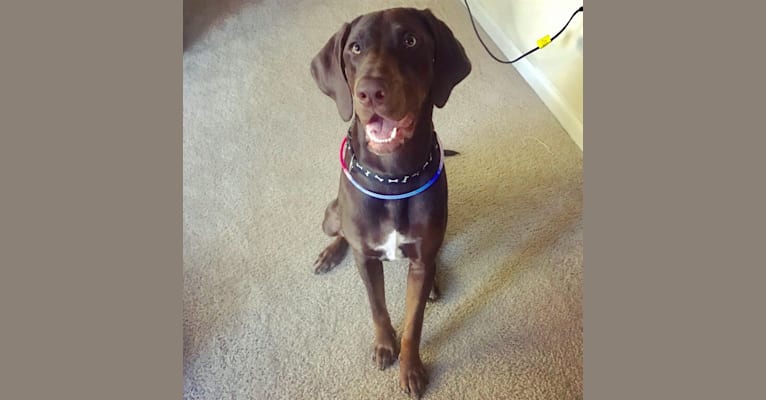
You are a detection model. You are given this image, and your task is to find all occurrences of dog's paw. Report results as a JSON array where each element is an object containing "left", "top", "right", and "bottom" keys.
[
  {"left": 313, "top": 238, "right": 348, "bottom": 274},
  {"left": 427, "top": 282, "right": 441, "bottom": 302},
  {"left": 373, "top": 328, "right": 398, "bottom": 370},
  {"left": 399, "top": 356, "right": 428, "bottom": 398},
  {"left": 313, "top": 249, "right": 341, "bottom": 274}
]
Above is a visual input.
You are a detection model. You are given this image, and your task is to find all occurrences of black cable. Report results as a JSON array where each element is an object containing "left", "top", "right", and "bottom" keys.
[{"left": 464, "top": 1, "right": 583, "bottom": 64}]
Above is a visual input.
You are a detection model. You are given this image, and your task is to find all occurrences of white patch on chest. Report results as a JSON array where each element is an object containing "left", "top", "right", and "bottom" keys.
[{"left": 375, "top": 230, "right": 414, "bottom": 261}]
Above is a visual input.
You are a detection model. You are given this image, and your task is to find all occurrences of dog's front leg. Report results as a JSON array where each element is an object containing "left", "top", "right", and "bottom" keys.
[
  {"left": 399, "top": 258, "right": 435, "bottom": 398},
  {"left": 353, "top": 251, "right": 398, "bottom": 370}
]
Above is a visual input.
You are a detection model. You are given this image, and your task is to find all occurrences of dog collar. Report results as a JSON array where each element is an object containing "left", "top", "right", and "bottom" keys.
[
  {"left": 345, "top": 130, "right": 439, "bottom": 185},
  {"left": 339, "top": 134, "right": 444, "bottom": 200}
]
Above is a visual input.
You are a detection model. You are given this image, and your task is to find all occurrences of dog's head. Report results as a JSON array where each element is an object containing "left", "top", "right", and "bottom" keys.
[{"left": 310, "top": 8, "right": 471, "bottom": 154}]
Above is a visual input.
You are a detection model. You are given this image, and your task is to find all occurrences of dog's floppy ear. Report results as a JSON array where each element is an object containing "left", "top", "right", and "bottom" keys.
[
  {"left": 421, "top": 9, "right": 472, "bottom": 108},
  {"left": 310, "top": 22, "right": 353, "bottom": 122}
]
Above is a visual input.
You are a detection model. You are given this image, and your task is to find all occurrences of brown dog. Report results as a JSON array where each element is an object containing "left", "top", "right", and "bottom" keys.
[{"left": 310, "top": 8, "right": 470, "bottom": 398}]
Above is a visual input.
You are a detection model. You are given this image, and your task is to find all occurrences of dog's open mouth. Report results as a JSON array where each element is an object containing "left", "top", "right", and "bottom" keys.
[{"left": 364, "top": 113, "right": 414, "bottom": 152}]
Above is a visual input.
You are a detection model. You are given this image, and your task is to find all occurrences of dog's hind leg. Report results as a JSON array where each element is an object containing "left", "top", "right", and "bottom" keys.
[
  {"left": 321, "top": 198, "right": 341, "bottom": 237},
  {"left": 314, "top": 199, "right": 349, "bottom": 274}
]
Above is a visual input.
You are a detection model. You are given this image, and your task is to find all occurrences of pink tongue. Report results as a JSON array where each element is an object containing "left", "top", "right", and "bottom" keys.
[{"left": 365, "top": 117, "right": 397, "bottom": 140}]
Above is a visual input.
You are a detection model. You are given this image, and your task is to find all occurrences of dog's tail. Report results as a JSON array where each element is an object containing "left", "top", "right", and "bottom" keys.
[{"left": 444, "top": 149, "right": 460, "bottom": 157}]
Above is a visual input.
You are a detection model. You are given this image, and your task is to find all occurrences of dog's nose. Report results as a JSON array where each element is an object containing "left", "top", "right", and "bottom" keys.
[{"left": 355, "top": 78, "right": 386, "bottom": 106}]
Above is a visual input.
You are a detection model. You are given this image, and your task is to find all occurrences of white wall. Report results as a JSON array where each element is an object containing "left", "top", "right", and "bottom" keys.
[{"left": 463, "top": 0, "right": 583, "bottom": 150}]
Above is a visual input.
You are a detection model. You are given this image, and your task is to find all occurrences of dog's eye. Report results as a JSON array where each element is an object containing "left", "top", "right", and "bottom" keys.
[
  {"left": 350, "top": 42, "right": 361, "bottom": 54},
  {"left": 404, "top": 34, "right": 417, "bottom": 48}
]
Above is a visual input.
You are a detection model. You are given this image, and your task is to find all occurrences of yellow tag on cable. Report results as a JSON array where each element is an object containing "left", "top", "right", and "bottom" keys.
[{"left": 537, "top": 35, "right": 552, "bottom": 49}]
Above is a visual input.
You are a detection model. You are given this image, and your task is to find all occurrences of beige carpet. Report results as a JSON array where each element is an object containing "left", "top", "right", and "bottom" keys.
[{"left": 183, "top": 0, "right": 583, "bottom": 398}]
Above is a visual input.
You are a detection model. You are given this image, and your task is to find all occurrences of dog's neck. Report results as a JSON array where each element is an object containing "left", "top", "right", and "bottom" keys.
[{"left": 349, "top": 106, "right": 435, "bottom": 177}]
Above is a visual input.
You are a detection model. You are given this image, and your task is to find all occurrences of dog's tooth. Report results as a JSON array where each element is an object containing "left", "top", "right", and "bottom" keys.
[{"left": 369, "top": 126, "right": 398, "bottom": 144}]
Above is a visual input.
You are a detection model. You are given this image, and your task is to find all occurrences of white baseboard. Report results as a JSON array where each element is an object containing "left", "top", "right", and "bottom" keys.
[{"left": 461, "top": 1, "right": 583, "bottom": 150}]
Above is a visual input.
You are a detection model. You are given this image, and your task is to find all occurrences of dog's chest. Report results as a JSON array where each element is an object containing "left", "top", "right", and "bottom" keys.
[{"left": 374, "top": 229, "right": 416, "bottom": 261}]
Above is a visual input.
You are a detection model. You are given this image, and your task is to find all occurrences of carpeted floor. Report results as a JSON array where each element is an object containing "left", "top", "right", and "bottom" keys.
[{"left": 183, "top": 1, "right": 583, "bottom": 399}]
